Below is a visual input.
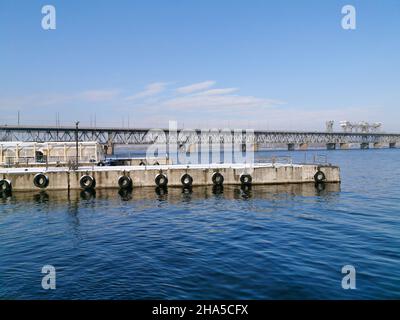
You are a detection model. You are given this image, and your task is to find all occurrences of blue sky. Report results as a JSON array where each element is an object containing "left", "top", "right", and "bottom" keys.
[{"left": 1, "top": 0, "right": 399, "bottom": 131}]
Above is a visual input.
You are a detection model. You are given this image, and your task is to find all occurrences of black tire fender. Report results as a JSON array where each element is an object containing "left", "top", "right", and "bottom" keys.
[
  {"left": 314, "top": 170, "right": 326, "bottom": 183},
  {"left": 212, "top": 172, "right": 224, "bottom": 186},
  {"left": 118, "top": 175, "right": 132, "bottom": 190},
  {"left": 155, "top": 174, "right": 168, "bottom": 187},
  {"left": 33, "top": 173, "right": 49, "bottom": 189},
  {"left": 80, "top": 175, "right": 96, "bottom": 190},
  {"left": 240, "top": 174, "right": 252, "bottom": 185},
  {"left": 181, "top": 173, "right": 193, "bottom": 187},
  {"left": 0, "top": 179, "right": 12, "bottom": 192}
]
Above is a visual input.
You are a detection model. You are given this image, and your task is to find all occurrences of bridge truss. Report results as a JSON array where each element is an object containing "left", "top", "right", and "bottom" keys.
[{"left": 1, "top": 126, "right": 399, "bottom": 146}]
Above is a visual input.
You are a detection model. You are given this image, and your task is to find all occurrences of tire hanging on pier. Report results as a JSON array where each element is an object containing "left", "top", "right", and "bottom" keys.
[
  {"left": 33, "top": 173, "right": 49, "bottom": 189},
  {"left": 314, "top": 170, "right": 326, "bottom": 183},
  {"left": 0, "top": 179, "right": 12, "bottom": 192},
  {"left": 240, "top": 174, "right": 252, "bottom": 185},
  {"left": 118, "top": 175, "right": 132, "bottom": 190},
  {"left": 181, "top": 173, "right": 193, "bottom": 187},
  {"left": 155, "top": 174, "right": 168, "bottom": 187},
  {"left": 212, "top": 172, "right": 224, "bottom": 186},
  {"left": 80, "top": 175, "right": 96, "bottom": 190}
]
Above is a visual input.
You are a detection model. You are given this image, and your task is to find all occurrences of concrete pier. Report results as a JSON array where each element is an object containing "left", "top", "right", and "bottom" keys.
[
  {"left": 299, "top": 143, "right": 308, "bottom": 150},
  {"left": 287, "top": 143, "right": 295, "bottom": 151},
  {"left": 326, "top": 143, "right": 336, "bottom": 150},
  {"left": 0, "top": 163, "right": 340, "bottom": 192},
  {"left": 104, "top": 142, "right": 114, "bottom": 155}
]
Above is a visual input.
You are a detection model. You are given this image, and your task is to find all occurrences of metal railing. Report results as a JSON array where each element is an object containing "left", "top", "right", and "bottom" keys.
[
  {"left": 256, "top": 156, "right": 293, "bottom": 165},
  {"left": 1, "top": 155, "right": 97, "bottom": 167}
]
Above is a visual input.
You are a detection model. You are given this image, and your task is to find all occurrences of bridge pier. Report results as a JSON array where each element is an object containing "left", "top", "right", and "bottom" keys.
[
  {"left": 360, "top": 143, "right": 369, "bottom": 149},
  {"left": 326, "top": 143, "right": 336, "bottom": 150},
  {"left": 239, "top": 143, "right": 259, "bottom": 152},
  {"left": 104, "top": 143, "right": 114, "bottom": 156},
  {"left": 389, "top": 142, "right": 396, "bottom": 148},
  {"left": 339, "top": 143, "right": 349, "bottom": 149},
  {"left": 373, "top": 142, "right": 383, "bottom": 149},
  {"left": 187, "top": 143, "right": 199, "bottom": 153},
  {"left": 287, "top": 143, "right": 295, "bottom": 151},
  {"left": 299, "top": 143, "right": 308, "bottom": 150}
]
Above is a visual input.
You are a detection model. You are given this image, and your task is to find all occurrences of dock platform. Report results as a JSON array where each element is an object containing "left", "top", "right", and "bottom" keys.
[{"left": 0, "top": 163, "right": 340, "bottom": 192}]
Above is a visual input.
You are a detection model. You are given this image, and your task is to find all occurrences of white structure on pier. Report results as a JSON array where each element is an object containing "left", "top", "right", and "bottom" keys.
[
  {"left": 0, "top": 141, "right": 103, "bottom": 166},
  {"left": 339, "top": 121, "right": 382, "bottom": 133}
]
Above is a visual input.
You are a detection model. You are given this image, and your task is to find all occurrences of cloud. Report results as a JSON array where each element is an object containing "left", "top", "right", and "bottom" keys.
[
  {"left": 176, "top": 81, "right": 216, "bottom": 94},
  {"left": 125, "top": 82, "right": 168, "bottom": 101},
  {"left": 194, "top": 88, "right": 239, "bottom": 96},
  {"left": 142, "top": 80, "right": 283, "bottom": 112},
  {"left": 162, "top": 94, "right": 282, "bottom": 110}
]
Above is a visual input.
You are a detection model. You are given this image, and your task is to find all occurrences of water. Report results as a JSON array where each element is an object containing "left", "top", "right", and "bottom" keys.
[{"left": 0, "top": 149, "right": 399, "bottom": 299}]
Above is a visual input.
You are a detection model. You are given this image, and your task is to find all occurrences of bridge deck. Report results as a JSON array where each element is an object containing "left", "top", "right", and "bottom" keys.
[{"left": 1, "top": 125, "right": 399, "bottom": 145}]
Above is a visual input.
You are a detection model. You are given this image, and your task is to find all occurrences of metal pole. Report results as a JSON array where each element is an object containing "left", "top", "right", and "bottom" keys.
[{"left": 75, "top": 121, "right": 79, "bottom": 166}]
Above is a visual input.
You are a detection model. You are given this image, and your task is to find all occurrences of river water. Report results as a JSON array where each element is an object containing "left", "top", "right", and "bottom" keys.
[{"left": 0, "top": 149, "right": 399, "bottom": 299}]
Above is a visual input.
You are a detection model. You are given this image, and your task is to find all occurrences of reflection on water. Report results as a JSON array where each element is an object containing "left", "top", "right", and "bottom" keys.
[
  {"left": 80, "top": 189, "right": 96, "bottom": 201},
  {"left": 32, "top": 191, "right": 50, "bottom": 203},
  {"left": 0, "top": 183, "right": 340, "bottom": 204}
]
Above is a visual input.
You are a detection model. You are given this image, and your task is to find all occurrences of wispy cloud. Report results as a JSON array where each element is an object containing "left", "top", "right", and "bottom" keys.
[
  {"left": 125, "top": 82, "right": 168, "bottom": 101},
  {"left": 194, "top": 88, "right": 239, "bottom": 96},
  {"left": 120, "top": 80, "right": 282, "bottom": 113},
  {"left": 0, "top": 80, "right": 291, "bottom": 129},
  {"left": 176, "top": 81, "right": 216, "bottom": 94},
  {"left": 162, "top": 94, "right": 281, "bottom": 110}
]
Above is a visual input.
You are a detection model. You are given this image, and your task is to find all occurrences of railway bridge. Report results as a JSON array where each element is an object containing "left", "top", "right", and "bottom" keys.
[{"left": 1, "top": 125, "right": 399, "bottom": 154}]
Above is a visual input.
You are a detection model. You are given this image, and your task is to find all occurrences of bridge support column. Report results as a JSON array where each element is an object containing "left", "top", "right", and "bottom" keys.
[
  {"left": 104, "top": 143, "right": 114, "bottom": 156},
  {"left": 287, "top": 143, "right": 295, "bottom": 151},
  {"left": 326, "top": 143, "right": 336, "bottom": 150},
  {"left": 187, "top": 143, "right": 198, "bottom": 153},
  {"left": 360, "top": 143, "right": 369, "bottom": 149},
  {"left": 241, "top": 143, "right": 259, "bottom": 152},
  {"left": 339, "top": 143, "right": 349, "bottom": 149},
  {"left": 244, "top": 143, "right": 259, "bottom": 152},
  {"left": 389, "top": 142, "right": 396, "bottom": 148},
  {"left": 299, "top": 143, "right": 308, "bottom": 150}
]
